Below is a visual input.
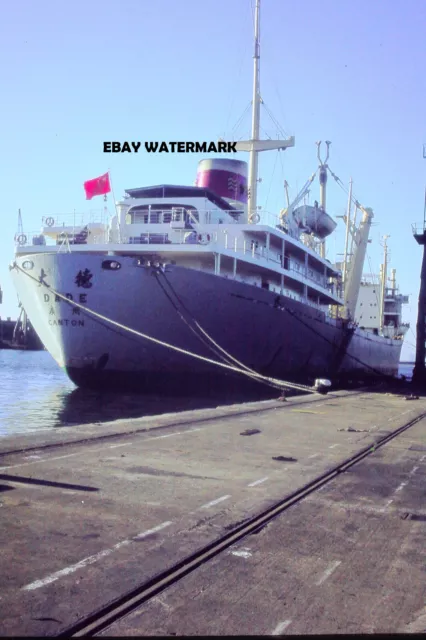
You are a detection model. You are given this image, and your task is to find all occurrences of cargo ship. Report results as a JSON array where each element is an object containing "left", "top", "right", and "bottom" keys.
[{"left": 9, "top": 0, "right": 408, "bottom": 392}]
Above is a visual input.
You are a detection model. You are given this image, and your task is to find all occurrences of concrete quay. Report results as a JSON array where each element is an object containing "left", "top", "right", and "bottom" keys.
[{"left": 1, "top": 386, "right": 426, "bottom": 636}]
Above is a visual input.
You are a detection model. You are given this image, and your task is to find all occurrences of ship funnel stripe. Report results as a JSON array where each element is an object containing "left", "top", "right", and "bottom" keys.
[
  {"left": 195, "top": 158, "right": 248, "bottom": 205},
  {"left": 196, "top": 169, "right": 247, "bottom": 204}
]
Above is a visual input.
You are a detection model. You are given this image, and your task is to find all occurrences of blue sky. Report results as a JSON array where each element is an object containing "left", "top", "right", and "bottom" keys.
[{"left": 1, "top": 0, "right": 425, "bottom": 360}]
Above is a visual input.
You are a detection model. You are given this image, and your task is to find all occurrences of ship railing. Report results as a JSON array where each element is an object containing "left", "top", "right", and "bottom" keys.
[
  {"left": 15, "top": 226, "right": 329, "bottom": 290},
  {"left": 128, "top": 208, "right": 201, "bottom": 225},
  {"left": 307, "top": 299, "right": 327, "bottom": 311},
  {"left": 15, "top": 231, "right": 56, "bottom": 247},
  {"left": 14, "top": 229, "right": 110, "bottom": 247},
  {"left": 215, "top": 231, "right": 329, "bottom": 287},
  {"left": 54, "top": 230, "right": 110, "bottom": 245},
  {"left": 166, "top": 228, "right": 329, "bottom": 288},
  {"left": 41, "top": 210, "right": 111, "bottom": 228},
  {"left": 253, "top": 210, "right": 285, "bottom": 228},
  {"left": 412, "top": 222, "right": 426, "bottom": 235},
  {"left": 126, "top": 208, "right": 283, "bottom": 229}
]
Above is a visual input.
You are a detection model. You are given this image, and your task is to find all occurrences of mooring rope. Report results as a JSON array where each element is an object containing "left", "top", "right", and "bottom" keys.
[{"left": 13, "top": 262, "right": 318, "bottom": 394}]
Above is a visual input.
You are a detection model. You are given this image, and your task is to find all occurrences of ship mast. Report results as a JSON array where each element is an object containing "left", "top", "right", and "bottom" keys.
[
  {"left": 234, "top": 0, "right": 295, "bottom": 224},
  {"left": 379, "top": 235, "right": 390, "bottom": 333},
  {"left": 248, "top": 0, "right": 261, "bottom": 220},
  {"left": 316, "top": 141, "right": 331, "bottom": 258}
]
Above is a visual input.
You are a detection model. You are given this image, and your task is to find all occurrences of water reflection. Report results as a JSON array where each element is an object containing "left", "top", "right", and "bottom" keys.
[
  {"left": 0, "top": 350, "right": 414, "bottom": 437},
  {"left": 55, "top": 387, "right": 232, "bottom": 427},
  {"left": 0, "top": 350, "right": 275, "bottom": 436}
]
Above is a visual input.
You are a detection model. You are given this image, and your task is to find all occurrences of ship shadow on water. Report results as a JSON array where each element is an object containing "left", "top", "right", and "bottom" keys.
[
  {"left": 53, "top": 383, "right": 280, "bottom": 429},
  {"left": 38, "top": 369, "right": 426, "bottom": 431},
  {"left": 55, "top": 387, "right": 217, "bottom": 427}
]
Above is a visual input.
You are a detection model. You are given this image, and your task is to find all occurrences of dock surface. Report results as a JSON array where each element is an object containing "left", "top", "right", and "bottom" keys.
[{"left": 1, "top": 388, "right": 426, "bottom": 635}]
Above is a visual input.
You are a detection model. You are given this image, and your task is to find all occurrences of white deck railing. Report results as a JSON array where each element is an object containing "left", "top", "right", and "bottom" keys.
[
  {"left": 41, "top": 210, "right": 111, "bottom": 227},
  {"left": 15, "top": 208, "right": 338, "bottom": 293}
]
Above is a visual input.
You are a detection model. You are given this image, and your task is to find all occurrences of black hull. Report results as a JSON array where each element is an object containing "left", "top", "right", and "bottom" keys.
[
  {"left": 65, "top": 366, "right": 291, "bottom": 398},
  {"left": 65, "top": 364, "right": 382, "bottom": 397},
  {"left": 12, "top": 254, "right": 403, "bottom": 394}
]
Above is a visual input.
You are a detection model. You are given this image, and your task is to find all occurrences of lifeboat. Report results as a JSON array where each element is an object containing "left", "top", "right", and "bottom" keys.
[{"left": 292, "top": 204, "right": 337, "bottom": 239}]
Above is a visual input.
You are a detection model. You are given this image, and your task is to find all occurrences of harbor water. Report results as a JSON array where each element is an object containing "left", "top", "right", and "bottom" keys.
[
  {"left": 0, "top": 350, "right": 415, "bottom": 438},
  {"left": 0, "top": 350, "right": 227, "bottom": 438}
]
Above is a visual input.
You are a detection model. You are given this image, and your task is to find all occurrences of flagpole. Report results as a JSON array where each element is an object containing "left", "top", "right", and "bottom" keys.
[{"left": 107, "top": 169, "right": 121, "bottom": 243}]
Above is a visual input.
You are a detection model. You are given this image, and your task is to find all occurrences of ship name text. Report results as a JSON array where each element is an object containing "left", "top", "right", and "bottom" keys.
[
  {"left": 44, "top": 293, "right": 88, "bottom": 304},
  {"left": 49, "top": 319, "right": 85, "bottom": 327}
]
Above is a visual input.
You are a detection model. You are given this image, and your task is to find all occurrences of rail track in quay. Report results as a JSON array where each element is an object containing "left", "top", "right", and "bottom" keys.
[{"left": 55, "top": 408, "right": 426, "bottom": 637}]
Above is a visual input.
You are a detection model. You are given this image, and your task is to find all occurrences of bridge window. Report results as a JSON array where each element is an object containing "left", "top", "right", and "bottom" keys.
[{"left": 127, "top": 204, "right": 199, "bottom": 225}]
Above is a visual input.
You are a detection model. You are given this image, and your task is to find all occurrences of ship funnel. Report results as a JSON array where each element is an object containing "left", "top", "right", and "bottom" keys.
[{"left": 195, "top": 159, "right": 248, "bottom": 211}]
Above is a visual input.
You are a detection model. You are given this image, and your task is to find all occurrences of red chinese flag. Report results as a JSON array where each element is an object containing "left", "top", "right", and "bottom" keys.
[{"left": 83, "top": 172, "right": 111, "bottom": 200}]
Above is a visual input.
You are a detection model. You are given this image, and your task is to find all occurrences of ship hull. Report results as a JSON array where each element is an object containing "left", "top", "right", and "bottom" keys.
[{"left": 10, "top": 253, "right": 403, "bottom": 394}]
